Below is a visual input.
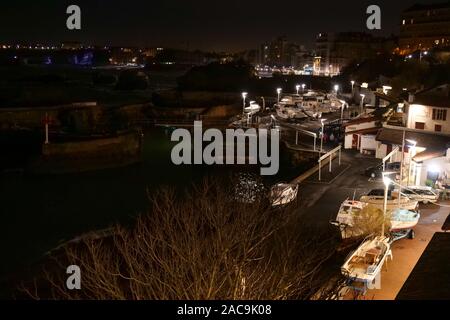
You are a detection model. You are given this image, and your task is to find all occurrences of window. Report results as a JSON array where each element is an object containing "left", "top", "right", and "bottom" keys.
[
  {"left": 432, "top": 108, "right": 447, "bottom": 121},
  {"left": 415, "top": 122, "right": 425, "bottom": 130},
  {"left": 435, "top": 124, "right": 442, "bottom": 132},
  {"left": 402, "top": 19, "right": 406, "bottom": 25}
]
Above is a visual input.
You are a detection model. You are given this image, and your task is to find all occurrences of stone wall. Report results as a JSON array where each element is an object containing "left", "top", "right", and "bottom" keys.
[{"left": 28, "top": 130, "right": 143, "bottom": 174}]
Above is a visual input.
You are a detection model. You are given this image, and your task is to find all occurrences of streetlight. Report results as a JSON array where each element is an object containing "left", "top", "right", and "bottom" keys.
[
  {"left": 338, "top": 100, "right": 346, "bottom": 121},
  {"left": 276, "top": 88, "right": 282, "bottom": 103},
  {"left": 242, "top": 92, "right": 248, "bottom": 116},
  {"left": 296, "top": 85, "right": 300, "bottom": 95},
  {"left": 334, "top": 84, "right": 339, "bottom": 95},
  {"left": 351, "top": 80, "right": 355, "bottom": 92},
  {"left": 320, "top": 118, "right": 326, "bottom": 153},
  {"left": 301, "top": 83, "right": 306, "bottom": 92},
  {"left": 420, "top": 50, "right": 428, "bottom": 62},
  {"left": 359, "top": 94, "right": 365, "bottom": 115}
]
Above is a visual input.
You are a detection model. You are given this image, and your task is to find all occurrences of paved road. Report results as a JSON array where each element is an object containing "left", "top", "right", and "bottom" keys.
[{"left": 296, "top": 150, "right": 383, "bottom": 227}]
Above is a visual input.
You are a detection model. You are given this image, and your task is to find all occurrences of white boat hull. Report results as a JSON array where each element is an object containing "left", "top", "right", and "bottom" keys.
[{"left": 341, "top": 236, "right": 390, "bottom": 283}]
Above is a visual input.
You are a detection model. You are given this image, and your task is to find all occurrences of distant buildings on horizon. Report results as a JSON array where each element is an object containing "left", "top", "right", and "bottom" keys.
[
  {"left": 254, "top": 1, "right": 450, "bottom": 76},
  {"left": 1, "top": 1, "right": 450, "bottom": 73},
  {"left": 399, "top": 1, "right": 450, "bottom": 54}
]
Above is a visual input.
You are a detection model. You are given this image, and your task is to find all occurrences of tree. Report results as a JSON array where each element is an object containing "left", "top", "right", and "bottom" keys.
[
  {"left": 177, "top": 60, "right": 255, "bottom": 91},
  {"left": 19, "top": 179, "right": 345, "bottom": 300}
]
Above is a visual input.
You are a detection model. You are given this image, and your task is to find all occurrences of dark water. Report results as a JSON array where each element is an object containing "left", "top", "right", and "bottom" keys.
[
  {"left": 0, "top": 128, "right": 296, "bottom": 281},
  {"left": 0, "top": 128, "right": 194, "bottom": 277}
]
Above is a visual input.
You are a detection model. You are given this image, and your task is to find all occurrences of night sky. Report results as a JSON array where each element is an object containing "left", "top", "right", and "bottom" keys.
[{"left": 0, "top": 0, "right": 442, "bottom": 51}]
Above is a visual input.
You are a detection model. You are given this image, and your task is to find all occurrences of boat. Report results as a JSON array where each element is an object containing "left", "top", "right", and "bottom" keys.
[
  {"left": 390, "top": 208, "right": 420, "bottom": 232},
  {"left": 270, "top": 183, "right": 298, "bottom": 207},
  {"left": 275, "top": 105, "right": 307, "bottom": 121},
  {"left": 330, "top": 200, "right": 368, "bottom": 239},
  {"left": 331, "top": 199, "right": 420, "bottom": 239},
  {"left": 359, "top": 189, "right": 419, "bottom": 211},
  {"left": 341, "top": 236, "right": 391, "bottom": 284},
  {"left": 244, "top": 102, "right": 261, "bottom": 115},
  {"left": 275, "top": 107, "right": 290, "bottom": 120}
]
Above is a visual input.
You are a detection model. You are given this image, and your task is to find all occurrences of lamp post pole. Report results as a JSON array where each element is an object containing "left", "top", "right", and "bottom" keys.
[
  {"left": 360, "top": 94, "right": 365, "bottom": 115},
  {"left": 320, "top": 119, "right": 325, "bottom": 154},
  {"left": 408, "top": 141, "right": 417, "bottom": 185},
  {"left": 382, "top": 180, "right": 389, "bottom": 236},
  {"left": 242, "top": 92, "right": 247, "bottom": 117}
]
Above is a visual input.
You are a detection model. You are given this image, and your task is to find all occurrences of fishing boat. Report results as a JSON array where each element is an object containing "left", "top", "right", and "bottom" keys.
[
  {"left": 270, "top": 183, "right": 298, "bottom": 207},
  {"left": 341, "top": 236, "right": 391, "bottom": 283}
]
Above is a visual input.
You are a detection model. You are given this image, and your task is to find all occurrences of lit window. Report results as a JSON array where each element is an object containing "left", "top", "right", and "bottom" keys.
[{"left": 402, "top": 20, "right": 406, "bottom": 25}]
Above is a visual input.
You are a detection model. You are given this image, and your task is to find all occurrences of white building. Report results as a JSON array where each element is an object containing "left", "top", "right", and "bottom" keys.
[
  {"left": 406, "top": 84, "right": 450, "bottom": 133},
  {"left": 343, "top": 99, "right": 394, "bottom": 155},
  {"left": 375, "top": 126, "right": 450, "bottom": 186}
]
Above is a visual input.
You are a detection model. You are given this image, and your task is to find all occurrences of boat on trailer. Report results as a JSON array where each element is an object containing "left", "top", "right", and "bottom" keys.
[
  {"left": 331, "top": 199, "right": 420, "bottom": 239},
  {"left": 341, "top": 236, "right": 391, "bottom": 284},
  {"left": 390, "top": 208, "right": 420, "bottom": 232}
]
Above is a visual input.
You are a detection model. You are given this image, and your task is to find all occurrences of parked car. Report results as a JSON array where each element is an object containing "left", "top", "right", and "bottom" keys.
[
  {"left": 396, "top": 186, "right": 439, "bottom": 204},
  {"left": 365, "top": 162, "right": 401, "bottom": 179}
]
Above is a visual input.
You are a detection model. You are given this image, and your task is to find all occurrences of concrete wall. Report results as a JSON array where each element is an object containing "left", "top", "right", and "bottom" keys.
[{"left": 29, "top": 131, "right": 142, "bottom": 174}]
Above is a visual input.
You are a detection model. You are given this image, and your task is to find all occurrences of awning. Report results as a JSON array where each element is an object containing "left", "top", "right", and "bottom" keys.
[
  {"left": 345, "top": 127, "right": 380, "bottom": 136},
  {"left": 376, "top": 127, "right": 450, "bottom": 150},
  {"left": 413, "top": 149, "right": 447, "bottom": 162}
]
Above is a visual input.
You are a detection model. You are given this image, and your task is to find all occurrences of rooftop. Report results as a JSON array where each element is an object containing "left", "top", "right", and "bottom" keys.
[
  {"left": 396, "top": 232, "right": 450, "bottom": 300},
  {"left": 376, "top": 126, "right": 450, "bottom": 151},
  {"left": 404, "top": 1, "right": 450, "bottom": 13},
  {"left": 412, "top": 84, "right": 450, "bottom": 109}
]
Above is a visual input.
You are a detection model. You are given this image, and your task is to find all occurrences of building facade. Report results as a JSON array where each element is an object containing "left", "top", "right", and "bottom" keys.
[
  {"left": 315, "top": 32, "right": 395, "bottom": 76},
  {"left": 399, "top": 2, "right": 450, "bottom": 54},
  {"left": 406, "top": 84, "right": 450, "bottom": 133}
]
